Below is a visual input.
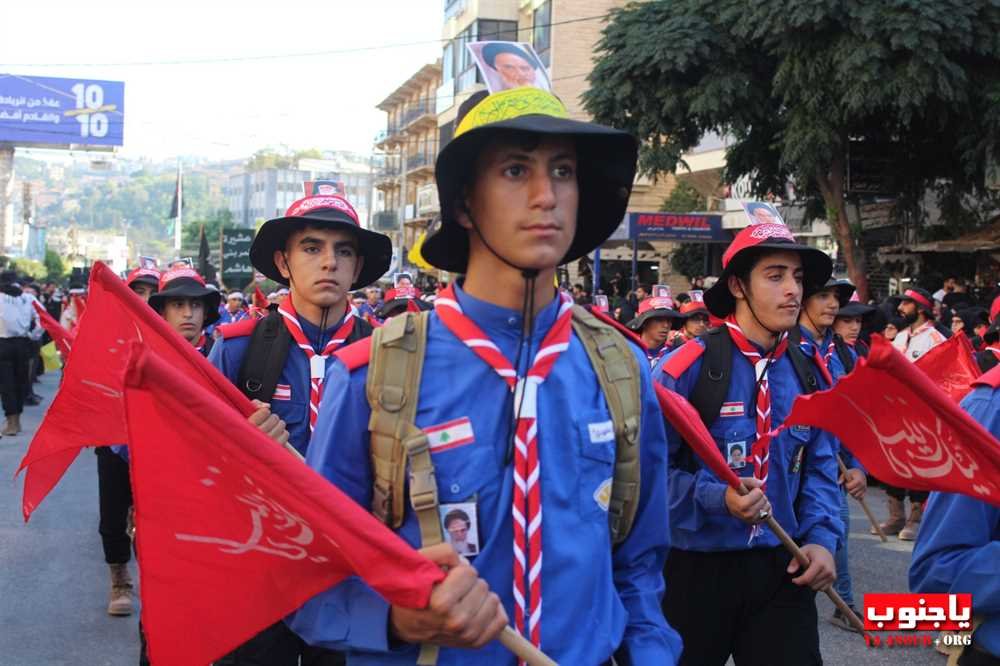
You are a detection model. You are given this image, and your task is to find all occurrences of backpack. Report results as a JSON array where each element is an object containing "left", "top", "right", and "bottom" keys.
[
  {"left": 364, "top": 306, "right": 643, "bottom": 550},
  {"left": 235, "top": 309, "right": 372, "bottom": 403}
]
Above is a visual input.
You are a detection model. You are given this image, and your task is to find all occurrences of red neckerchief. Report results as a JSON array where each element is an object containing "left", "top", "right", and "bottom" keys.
[
  {"left": 434, "top": 284, "right": 573, "bottom": 651},
  {"left": 277, "top": 297, "right": 355, "bottom": 432},
  {"left": 724, "top": 315, "right": 789, "bottom": 492},
  {"left": 647, "top": 344, "right": 670, "bottom": 368},
  {"left": 797, "top": 329, "right": 834, "bottom": 386}
]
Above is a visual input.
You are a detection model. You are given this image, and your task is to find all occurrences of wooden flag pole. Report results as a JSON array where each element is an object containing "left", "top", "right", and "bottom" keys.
[
  {"left": 499, "top": 627, "right": 559, "bottom": 666},
  {"left": 837, "top": 457, "right": 887, "bottom": 542},
  {"left": 738, "top": 483, "right": 867, "bottom": 635}
]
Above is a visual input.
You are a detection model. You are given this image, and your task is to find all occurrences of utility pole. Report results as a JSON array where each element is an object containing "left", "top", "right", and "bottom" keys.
[{"left": 0, "top": 144, "right": 14, "bottom": 253}]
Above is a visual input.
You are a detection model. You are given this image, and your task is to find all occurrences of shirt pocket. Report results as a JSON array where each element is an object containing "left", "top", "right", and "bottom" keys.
[
  {"left": 709, "top": 420, "right": 757, "bottom": 477},
  {"left": 576, "top": 410, "right": 617, "bottom": 522},
  {"left": 272, "top": 399, "right": 308, "bottom": 432},
  {"left": 425, "top": 430, "right": 497, "bottom": 505},
  {"left": 785, "top": 425, "right": 811, "bottom": 484}
]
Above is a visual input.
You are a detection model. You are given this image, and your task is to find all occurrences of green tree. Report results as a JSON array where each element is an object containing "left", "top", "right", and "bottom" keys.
[
  {"left": 44, "top": 247, "right": 65, "bottom": 280},
  {"left": 585, "top": 0, "right": 1000, "bottom": 300},
  {"left": 661, "top": 181, "right": 707, "bottom": 278},
  {"left": 660, "top": 181, "right": 704, "bottom": 214},
  {"left": 14, "top": 258, "right": 46, "bottom": 280}
]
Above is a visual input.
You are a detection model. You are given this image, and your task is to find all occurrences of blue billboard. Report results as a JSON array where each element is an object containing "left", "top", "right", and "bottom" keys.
[
  {"left": 628, "top": 212, "right": 730, "bottom": 242},
  {"left": 0, "top": 73, "right": 124, "bottom": 147}
]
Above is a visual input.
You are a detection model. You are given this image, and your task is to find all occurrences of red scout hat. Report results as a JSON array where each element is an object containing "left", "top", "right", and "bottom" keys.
[
  {"left": 627, "top": 295, "right": 681, "bottom": 331},
  {"left": 250, "top": 194, "right": 392, "bottom": 290},
  {"left": 147, "top": 267, "right": 222, "bottom": 325},
  {"left": 703, "top": 222, "right": 832, "bottom": 317},
  {"left": 125, "top": 267, "right": 161, "bottom": 289}
]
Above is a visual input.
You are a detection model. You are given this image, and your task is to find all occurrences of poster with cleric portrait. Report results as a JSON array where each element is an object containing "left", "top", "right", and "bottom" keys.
[{"left": 467, "top": 41, "right": 552, "bottom": 94}]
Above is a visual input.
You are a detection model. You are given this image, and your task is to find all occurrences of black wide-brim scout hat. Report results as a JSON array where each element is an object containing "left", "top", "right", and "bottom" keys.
[
  {"left": 250, "top": 195, "right": 392, "bottom": 290},
  {"left": 627, "top": 296, "right": 682, "bottom": 331},
  {"left": 148, "top": 268, "right": 222, "bottom": 326},
  {"left": 805, "top": 277, "right": 856, "bottom": 307},
  {"left": 703, "top": 222, "right": 833, "bottom": 317},
  {"left": 837, "top": 301, "right": 877, "bottom": 318},
  {"left": 422, "top": 87, "right": 639, "bottom": 274}
]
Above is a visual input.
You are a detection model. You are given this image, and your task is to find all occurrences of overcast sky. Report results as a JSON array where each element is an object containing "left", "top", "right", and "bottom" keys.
[{"left": 1, "top": 0, "right": 443, "bottom": 161}]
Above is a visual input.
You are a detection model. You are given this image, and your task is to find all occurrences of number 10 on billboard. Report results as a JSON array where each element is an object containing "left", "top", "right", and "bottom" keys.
[{"left": 70, "top": 83, "right": 109, "bottom": 139}]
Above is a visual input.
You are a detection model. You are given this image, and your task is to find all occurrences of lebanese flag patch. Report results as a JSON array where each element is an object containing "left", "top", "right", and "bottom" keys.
[
  {"left": 720, "top": 402, "right": 744, "bottom": 417},
  {"left": 425, "top": 417, "right": 475, "bottom": 453},
  {"left": 272, "top": 384, "right": 291, "bottom": 401}
]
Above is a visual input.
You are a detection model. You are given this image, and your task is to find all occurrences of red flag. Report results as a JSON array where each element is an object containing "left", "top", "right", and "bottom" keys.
[
  {"left": 17, "top": 261, "right": 255, "bottom": 521},
  {"left": 253, "top": 285, "right": 268, "bottom": 309},
  {"left": 31, "top": 300, "right": 74, "bottom": 357},
  {"left": 654, "top": 383, "right": 742, "bottom": 489},
  {"left": 69, "top": 293, "right": 87, "bottom": 331},
  {"left": 914, "top": 332, "right": 981, "bottom": 402},
  {"left": 782, "top": 336, "right": 1000, "bottom": 507},
  {"left": 123, "top": 345, "right": 444, "bottom": 664}
]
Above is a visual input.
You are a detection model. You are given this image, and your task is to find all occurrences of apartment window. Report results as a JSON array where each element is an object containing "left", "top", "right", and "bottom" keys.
[
  {"left": 533, "top": 1, "right": 552, "bottom": 68},
  {"left": 478, "top": 19, "right": 517, "bottom": 42}
]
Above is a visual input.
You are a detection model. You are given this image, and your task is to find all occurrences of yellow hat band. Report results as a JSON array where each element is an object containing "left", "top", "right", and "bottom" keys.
[{"left": 454, "top": 87, "right": 569, "bottom": 138}]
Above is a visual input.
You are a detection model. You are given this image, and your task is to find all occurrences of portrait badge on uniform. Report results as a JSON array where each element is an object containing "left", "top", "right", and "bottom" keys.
[
  {"left": 439, "top": 502, "right": 480, "bottom": 558},
  {"left": 727, "top": 441, "right": 748, "bottom": 469},
  {"left": 790, "top": 445, "right": 805, "bottom": 474}
]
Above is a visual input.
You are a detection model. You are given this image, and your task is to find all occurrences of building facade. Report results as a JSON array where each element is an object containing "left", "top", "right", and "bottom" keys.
[{"left": 373, "top": 61, "right": 443, "bottom": 270}]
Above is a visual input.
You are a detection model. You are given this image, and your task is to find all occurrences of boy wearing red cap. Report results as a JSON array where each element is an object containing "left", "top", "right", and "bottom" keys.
[
  {"left": 670, "top": 292, "right": 710, "bottom": 348},
  {"left": 627, "top": 295, "right": 681, "bottom": 366},
  {"left": 209, "top": 194, "right": 391, "bottom": 666},
  {"left": 654, "top": 220, "right": 841, "bottom": 665}
]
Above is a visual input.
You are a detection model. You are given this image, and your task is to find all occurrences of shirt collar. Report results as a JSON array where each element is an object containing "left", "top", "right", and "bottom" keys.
[
  {"left": 298, "top": 311, "right": 348, "bottom": 348},
  {"left": 453, "top": 279, "right": 561, "bottom": 340},
  {"left": 798, "top": 323, "right": 831, "bottom": 349}
]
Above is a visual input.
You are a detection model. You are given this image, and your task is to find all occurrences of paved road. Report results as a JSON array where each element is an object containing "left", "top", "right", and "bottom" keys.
[
  {"left": 1, "top": 369, "right": 951, "bottom": 665},
  {"left": 0, "top": 370, "right": 139, "bottom": 666}
]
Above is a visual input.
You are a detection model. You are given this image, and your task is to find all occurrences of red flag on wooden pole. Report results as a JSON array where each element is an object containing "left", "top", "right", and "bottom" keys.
[
  {"left": 782, "top": 335, "right": 1000, "bottom": 507},
  {"left": 122, "top": 344, "right": 444, "bottom": 664},
  {"left": 913, "top": 331, "right": 981, "bottom": 403},
  {"left": 16, "top": 262, "right": 255, "bottom": 521}
]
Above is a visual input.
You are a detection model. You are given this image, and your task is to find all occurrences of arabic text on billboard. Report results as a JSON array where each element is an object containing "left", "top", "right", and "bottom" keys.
[
  {"left": 629, "top": 212, "right": 728, "bottom": 242},
  {"left": 0, "top": 74, "right": 125, "bottom": 147},
  {"left": 220, "top": 228, "right": 254, "bottom": 288}
]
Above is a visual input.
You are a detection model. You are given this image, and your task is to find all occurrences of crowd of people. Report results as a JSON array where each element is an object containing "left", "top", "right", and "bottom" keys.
[{"left": 13, "top": 63, "right": 1000, "bottom": 666}]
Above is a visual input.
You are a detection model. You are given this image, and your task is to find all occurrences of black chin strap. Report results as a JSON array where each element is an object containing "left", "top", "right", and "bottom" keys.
[
  {"left": 466, "top": 209, "right": 550, "bottom": 465},
  {"left": 283, "top": 250, "right": 333, "bottom": 350}
]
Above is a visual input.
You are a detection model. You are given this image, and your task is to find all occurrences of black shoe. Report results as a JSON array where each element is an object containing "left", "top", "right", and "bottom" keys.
[
  {"left": 24, "top": 395, "right": 40, "bottom": 406},
  {"left": 829, "top": 606, "right": 863, "bottom": 634}
]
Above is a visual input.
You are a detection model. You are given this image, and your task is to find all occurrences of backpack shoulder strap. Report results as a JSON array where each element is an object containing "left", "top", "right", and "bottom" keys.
[
  {"left": 570, "top": 305, "right": 642, "bottom": 545},
  {"left": 365, "top": 311, "right": 439, "bottom": 539},
  {"left": 364, "top": 310, "right": 441, "bottom": 666},
  {"left": 833, "top": 334, "right": 854, "bottom": 374},
  {"left": 236, "top": 310, "right": 292, "bottom": 403},
  {"left": 785, "top": 335, "right": 821, "bottom": 394},
  {"left": 689, "top": 327, "right": 732, "bottom": 427}
]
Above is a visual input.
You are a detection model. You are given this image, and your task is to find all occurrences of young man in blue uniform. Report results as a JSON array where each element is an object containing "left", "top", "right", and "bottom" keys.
[
  {"left": 96, "top": 266, "right": 161, "bottom": 618},
  {"left": 653, "top": 221, "right": 841, "bottom": 665},
  {"left": 208, "top": 194, "right": 391, "bottom": 666},
  {"left": 210, "top": 194, "right": 391, "bottom": 457},
  {"left": 288, "top": 85, "right": 682, "bottom": 664},
  {"left": 910, "top": 365, "right": 1000, "bottom": 665},
  {"left": 627, "top": 295, "right": 680, "bottom": 367},
  {"left": 796, "top": 278, "right": 867, "bottom": 631}
]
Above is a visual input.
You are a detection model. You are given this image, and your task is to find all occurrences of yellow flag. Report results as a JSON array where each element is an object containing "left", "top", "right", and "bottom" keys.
[{"left": 408, "top": 232, "right": 435, "bottom": 271}]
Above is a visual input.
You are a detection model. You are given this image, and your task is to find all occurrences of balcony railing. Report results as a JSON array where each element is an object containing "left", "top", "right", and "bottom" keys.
[
  {"left": 406, "top": 153, "right": 432, "bottom": 171},
  {"left": 372, "top": 210, "right": 399, "bottom": 231},
  {"left": 401, "top": 99, "right": 433, "bottom": 127},
  {"left": 377, "top": 163, "right": 401, "bottom": 178}
]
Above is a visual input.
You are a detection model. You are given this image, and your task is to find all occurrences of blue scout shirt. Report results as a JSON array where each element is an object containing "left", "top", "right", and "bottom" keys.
[
  {"left": 209, "top": 313, "right": 351, "bottom": 456},
  {"left": 909, "top": 383, "right": 1000, "bottom": 657},
  {"left": 288, "top": 283, "right": 682, "bottom": 665},
  {"left": 652, "top": 335, "right": 841, "bottom": 555},
  {"left": 798, "top": 325, "right": 864, "bottom": 473}
]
